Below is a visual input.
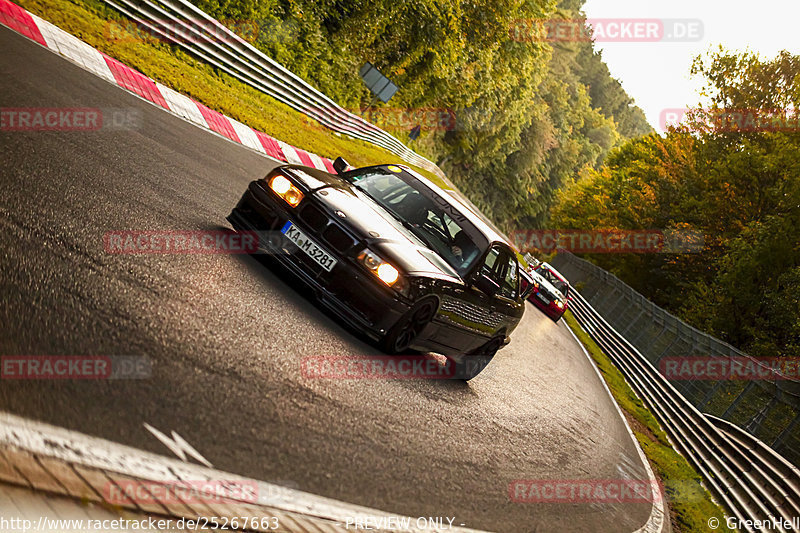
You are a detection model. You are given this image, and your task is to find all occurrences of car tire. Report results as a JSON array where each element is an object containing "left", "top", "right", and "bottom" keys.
[
  {"left": 453, "top": 336, "right": 504, "bottom": 380},
  {"left": 380, "top": 299, "right": 438, "bottom": 355}
]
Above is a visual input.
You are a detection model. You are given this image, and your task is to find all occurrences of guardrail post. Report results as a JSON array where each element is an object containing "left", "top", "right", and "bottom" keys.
[
  {"left": 722, "top": 381, "right": 757, "bottom": 419},
  {"left": 654, "top": 334, "right": 679, "bottom": 362},
  {"left": 746, "top": 397, "right": 778, "bottom": 435},
  {"left": 619, "top": 308, "right": 644, "bottom": 336},
  {"left": 630, "top": 320, "right": 665, "bottom": 351},
  {"left": 570, "top": 284, "right": 800, "bottom": 522},
  {"left": 771, "top": 412, "right": 800, "bottom": 449},
  {"left": 699, "top": 380, "right": 724, "bottom": 410},
  {"left": 100, "top": 0, "right": 444, "bottom": 176},
  {"left": 599, "top": 289, "right": 628, "bottom": 323},
  {"left": 557, "top": 251, "right": 800, "bottom": 470}
]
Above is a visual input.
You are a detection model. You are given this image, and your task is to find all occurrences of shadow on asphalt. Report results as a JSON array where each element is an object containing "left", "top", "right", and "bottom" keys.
[{"left": 217, "top": 225, "right": 477, "bottom": 394}]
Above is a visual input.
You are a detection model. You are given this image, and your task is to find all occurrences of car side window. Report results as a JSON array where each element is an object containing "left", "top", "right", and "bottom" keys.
[
  {"left": 479, "top": 246, "right": 518, "bottom": 300},
  {"left": 499, "top": 254, "right": 518, "bottom": 300},
  {"left": 480, "top": 247, "right": 501, "bottom": 279}
]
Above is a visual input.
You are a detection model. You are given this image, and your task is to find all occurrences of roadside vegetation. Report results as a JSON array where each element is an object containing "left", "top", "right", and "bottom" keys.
[
  {"left": 564, "top": 311, "right": 733, "bottom": 532},
  {"left": 553, "top": 49, "right": 800, "bottom": 359},
  {"left": 187, "top": 0, "right": 652, "bottom": 228},
  {"left": 23, "top": 0, "right": 651, "bottom": 228},
  {"left": 14, "top": 0, "right": 450, "bottom": 188}
]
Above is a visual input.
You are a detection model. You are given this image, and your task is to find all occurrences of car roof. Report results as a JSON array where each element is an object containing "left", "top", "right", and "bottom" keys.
[{"left": 539, "top": 262, "right": 568, "bottom": 283}]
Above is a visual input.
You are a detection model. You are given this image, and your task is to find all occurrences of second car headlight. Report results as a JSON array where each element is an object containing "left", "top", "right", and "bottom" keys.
[
  {"left": 268, "top": 174, "right": 304, "bottom": 207},
  {"left": 358, "top": 250, "right": 400, "bottom": 286},
  {"left": 555, "top": 300, "right": 565, "bottom": 309}
]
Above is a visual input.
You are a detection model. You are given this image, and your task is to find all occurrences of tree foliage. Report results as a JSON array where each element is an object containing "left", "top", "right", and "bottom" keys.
[
  {"left": 552, "top": 49, "right": 800, "bottom": 358},
  {"left": 187, "top": 0, "right": 651, "bottom": 228}
]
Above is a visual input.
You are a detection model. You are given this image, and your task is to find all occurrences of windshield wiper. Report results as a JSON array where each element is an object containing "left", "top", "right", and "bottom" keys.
[
  {"left": 402, "top": 221, "right": 436, "bottom": 249},
  {"left": 352, "top": 185, "right": 434, "bottom": 247}
]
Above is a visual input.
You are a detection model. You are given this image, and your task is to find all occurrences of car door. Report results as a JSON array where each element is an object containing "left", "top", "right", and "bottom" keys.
[
  {"left": 444, "top": 244, "right": 514, "bottom": 353},
  {"left": 491, "top": 247, "right": 525, "bottom": 331}
]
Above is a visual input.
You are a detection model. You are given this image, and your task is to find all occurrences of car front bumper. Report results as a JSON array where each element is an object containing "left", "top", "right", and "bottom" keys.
[
  {"left": 527, "top": 293, "right": 566, "bottom": 321},
  {"left": 227, "top": 180, "right": 410, "bottom": 341}
]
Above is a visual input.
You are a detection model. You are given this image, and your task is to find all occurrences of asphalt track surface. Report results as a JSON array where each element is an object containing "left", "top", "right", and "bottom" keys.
[{"left": 0, "top": 26, "right": 653, "bottom": 532}]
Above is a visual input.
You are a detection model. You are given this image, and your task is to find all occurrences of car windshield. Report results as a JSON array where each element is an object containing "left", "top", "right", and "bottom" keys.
[
  {"left": 348, "top": 168, "right": 487, "bottom": 274},
  {"left": 537, "top": 267, "right": 569, "bottom": 296}
]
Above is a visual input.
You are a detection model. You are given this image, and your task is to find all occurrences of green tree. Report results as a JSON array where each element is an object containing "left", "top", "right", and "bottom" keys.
[
  {"left": 186, "top": 0, "right": 649, "bottom": 230},
  {"left": 552, "top": 48, "right": 800, "bottom": 357}
]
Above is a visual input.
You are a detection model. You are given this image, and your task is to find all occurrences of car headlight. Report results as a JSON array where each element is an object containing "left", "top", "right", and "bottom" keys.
[
  {"left": 555, "top": 300, "right": 565, "bottom": 309},
  {"left": 268, "top": 174, "right": 304, "bottom": 207},
  {"left": 358, "top": 250, "right": 400, "bottom": 286}
]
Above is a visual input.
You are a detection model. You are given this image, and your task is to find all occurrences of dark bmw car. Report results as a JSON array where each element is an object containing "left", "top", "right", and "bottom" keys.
[{"left": 227, "top": 159, "right": 532, "bottom": 379}]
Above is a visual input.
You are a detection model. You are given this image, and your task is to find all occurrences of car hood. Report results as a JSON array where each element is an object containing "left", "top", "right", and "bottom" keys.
[
  {"left": 284, "top": 167, "right": 463, "bottom": 281},
  {"left": 284, "top": 166, "right": 347, "bottom": 191}
]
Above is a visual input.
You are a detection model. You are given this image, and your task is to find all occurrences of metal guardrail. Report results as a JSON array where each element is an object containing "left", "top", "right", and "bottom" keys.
[
  {"left": 98, "top": 0, "right": 446, "bottom": 179},
  {"left": 567, "top": 289, "right": 800, "bottom": 531},
  {"left": 552, "top": 252, "right": 800, "bottom": 467}
]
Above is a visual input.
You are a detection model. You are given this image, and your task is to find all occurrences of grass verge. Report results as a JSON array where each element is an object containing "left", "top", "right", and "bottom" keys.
[
  {"left": 14, "top": 0, "right": 449, "bottom": 189},
  {"left": 563, "top": 310, "right": 733, "bottom": 532}
]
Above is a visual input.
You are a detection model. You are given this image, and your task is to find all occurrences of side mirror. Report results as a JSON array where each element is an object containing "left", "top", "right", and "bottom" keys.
[
  {"left": 333, "top": 157, "right": 350, "bottom": 175},
  {"left": 521, "top": 281, "right": 536, "bottom": 300},
  {"left": 473, "top": 274, "right": 500, "bottom": 297}
]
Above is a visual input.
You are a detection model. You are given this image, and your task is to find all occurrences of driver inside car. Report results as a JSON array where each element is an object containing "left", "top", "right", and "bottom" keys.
[{"left": 451, "top": 230, "right": 479, "bottom": 271}]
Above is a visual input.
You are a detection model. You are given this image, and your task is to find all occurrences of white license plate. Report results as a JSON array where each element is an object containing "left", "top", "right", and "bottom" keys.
[
  {"left": 536, "top": 293, "right": 550, "bottom": 303},
  {"left": 281, "top": 222, "right": 337, "bottom": 272}
]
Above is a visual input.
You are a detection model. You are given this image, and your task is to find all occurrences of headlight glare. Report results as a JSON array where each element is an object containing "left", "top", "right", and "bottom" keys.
[
  {"left": 359, "top": 250, "right": 400, "bottom": 287},
  {"left": 377, "top": 263, "right": 399, "bottom": 285},
  {"left": 269, "top": 174, "right": 304, "bottom": 207}
]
